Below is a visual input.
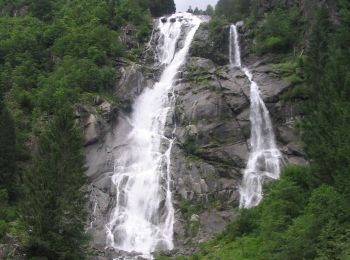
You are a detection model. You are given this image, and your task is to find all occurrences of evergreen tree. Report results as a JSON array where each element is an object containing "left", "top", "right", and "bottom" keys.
[
  {"left": 303, "top": 4, "right": 350, "bottom": 194},
  {"left": 215, "top": 0, "right": 251, "bottom": 22},
  {"left": 205, "top": 5, "right": 214, "bottom": 16},
  {"left": 0, "top": 91, "right": 17, "bottom": 201},
  {"left": 23, "top": 104, "right": 88, "bottom": 259},
  {"left": 193, "top": 7, "right": 200, "bottom": 15},
  {"left": 148, "top": 0, "right": 176, "bottom": 17},
  {"left": 304, "top": 7, "right": 331, "bottom": 88},
  {"left": 187, "top": 6, "right": 193, "bottom": 13},
  {"left": 27, "top": 0, "right": 55, "bottom": 22}
]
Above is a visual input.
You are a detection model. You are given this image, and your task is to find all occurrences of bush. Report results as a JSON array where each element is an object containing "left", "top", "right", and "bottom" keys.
[
  {"left": 257, "top": 36, "right": 284, "bottom": 53},
  {"left": 208, "top": 15, "right": 227, "bottom": 45},
  {"left": 256, "top": 7, "right": 303, "bottom": 54},
  {"left": 224, "top": 208, "right": 259, "bottom": 239},
  {"left": 0, "top": 220, "right": 8, "bottom": 238}
]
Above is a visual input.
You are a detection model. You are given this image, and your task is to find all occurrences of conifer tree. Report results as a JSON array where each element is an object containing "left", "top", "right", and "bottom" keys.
[
  {"left": 187, "top": 6, "right": 194, "bottom": 13},
  {"left": 23, "top": 104, "right": 88, "bottom": 259},
  {"left": 206, "top": 5, "right": 214, "bottom": 16},
  {"left": 0, "top": 91, "right": 17, "bottom": 201},
  {"left": 193, "top": 7, "right": 200, "bottom": 15},
  {"left": 148, "top": 0, "right": 176, "bottom": 17},
  {"left": 303, "top": 4, "right": 350, "bottom": 197}
]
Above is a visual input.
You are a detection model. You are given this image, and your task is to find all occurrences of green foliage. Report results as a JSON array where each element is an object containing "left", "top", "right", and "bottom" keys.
[
  {"left": 273, "top": 60, "right": 307, "bottom": 101},
  {"left": 205, "top": 5, "right": 214, "bottom": 16},
  {"left": 178, "top": 199, "right": 201, "bottom": 220},
  {"left": 0, "top": 96, "right": 17, "bottom": 200},
  {"left": 0, "top": 219, "right": 7, "bottom": 238},
  {"left": 273, "top": 185, "right": 348, "bottom": 260},
  {"left": 213, "top": 0, "right": 304, "bottom": 55},
  {"left": 223, "top": 208, "right": 259, "bottom": 240},
  {"left": 182, "top": 136, "right": 203, "bottom": 159},
  {"left": 27, "top": 0, "right": 55, "bottom": 22},
  {"left": 23, "top": 105, "right": 88, "bottom": 259},
  {"left": 215, "top": 0, "right": 252, "bottom": 23},
  {"left": 191, "top": 160, "right": 349, "bottom": 259},
  {"left": 34, "top": 57, "right": 115, "bottom": 113},
  {"left": 208, "top": 15, "right": 228, "bottom": 47},
  {"left": 302, "top": 4, "right": 350, "bottom": 196},
  {"left": 146, "top": 0, "right": 176, "bottom": 17},
  {"left": 256, "top": 6, "right": 303, "bottom": 54},
  {"left": 189, "top": 3, "right": 350, "bottom": 260},
  {"left": 52, "top": 24, "right": 123, "bottom": 65},
  {"left": 0, "top": 0, "right": 153, "bottom": 254}
]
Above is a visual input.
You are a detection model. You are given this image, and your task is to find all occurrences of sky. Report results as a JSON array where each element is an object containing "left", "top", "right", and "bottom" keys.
[{"left": 175, "top": 0, "right": 219, "bottom": 12}]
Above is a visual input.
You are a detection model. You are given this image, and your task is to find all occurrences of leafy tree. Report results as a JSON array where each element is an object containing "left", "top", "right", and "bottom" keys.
[{"left": 23, "top": 104, "right": 88, "bottom": 259}]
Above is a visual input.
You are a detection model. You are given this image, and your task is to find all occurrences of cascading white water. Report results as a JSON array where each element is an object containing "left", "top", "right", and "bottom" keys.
[
  {"left": 105, "top": 13, "right": 201, "bottom": 257},
  {"left": 229, "top": 25, "right": 241, "bottom": 68},
  {"left": 229, "top": 24, "right": 282, "bottom": 209}
]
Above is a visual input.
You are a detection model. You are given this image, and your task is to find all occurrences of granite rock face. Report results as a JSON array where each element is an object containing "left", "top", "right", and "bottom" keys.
[
  {"left": 166, "top": 22, "right": 306, "bottom": 254},
  {"left": 83, "top": 19, "right": 306, "bottom": 258}
]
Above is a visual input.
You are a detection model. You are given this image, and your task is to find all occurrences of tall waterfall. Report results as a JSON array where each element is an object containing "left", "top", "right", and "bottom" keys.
[
  {"left": 105, "top": 13, "right": 201, "bottom": 257},
  {"left": 229, "top": 24, "right": 282, "bottom": 209}
]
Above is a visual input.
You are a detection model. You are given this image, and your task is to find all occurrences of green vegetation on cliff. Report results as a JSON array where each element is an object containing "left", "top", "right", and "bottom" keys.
[
  {"left": 0, "top": 0, "right": 175, "bottom": 258},
  {"left": 184, "top": 1, "right": 350, "bottom": 259},
  {"left": 23, "top": 105, "right": 88, "bottom": 259}
]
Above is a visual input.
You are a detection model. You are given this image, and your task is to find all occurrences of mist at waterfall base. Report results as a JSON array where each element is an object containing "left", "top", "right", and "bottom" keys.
[
  {"left": 105, "top": 13, "right": 201, "bottom": 258},
  {"left": 229, "top": 24, "right": 282, "bottom": 209}
]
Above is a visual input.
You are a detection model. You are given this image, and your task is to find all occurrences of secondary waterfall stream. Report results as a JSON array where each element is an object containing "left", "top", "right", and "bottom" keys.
[
  {"left": 105, "top": 13, "right": 201, "bottom": 257},
  {"left": 229, "top": 24, "right": 282, "bottom": 208}
]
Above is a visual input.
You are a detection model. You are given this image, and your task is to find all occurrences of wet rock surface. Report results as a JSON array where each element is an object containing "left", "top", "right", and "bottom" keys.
[
  {"left": 84, "top": 19, "right": 306, "bottom": 258},
  {"left": 164, "top": 21, "right": 306, "bottom": 254}
]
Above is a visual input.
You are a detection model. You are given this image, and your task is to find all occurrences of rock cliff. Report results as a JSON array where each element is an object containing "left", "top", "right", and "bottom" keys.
[
  {"left": 83, "top": 19, "right": 306, "bottom": 258},
  {"left": 167, "top": 22, "right": 306, "bottom": 255}
]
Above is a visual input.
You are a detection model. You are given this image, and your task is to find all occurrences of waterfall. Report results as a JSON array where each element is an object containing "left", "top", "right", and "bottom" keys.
[
  {"left": 229, "top": 24, "right": 282, "bottom": 209},
  {"left": 229, "top": 25, "right": 241, "bottom": 67},
  {"left": 105, "top": 13, "right": 201, "bottom": 257}
]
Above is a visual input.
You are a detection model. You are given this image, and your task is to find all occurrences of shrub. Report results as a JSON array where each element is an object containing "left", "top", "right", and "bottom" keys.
[
  {"left": 0, "top": 220, "right": 8, "bottom": 238},
  {"left": 256, "top": 6, "right": 303, "bottom": 54}
]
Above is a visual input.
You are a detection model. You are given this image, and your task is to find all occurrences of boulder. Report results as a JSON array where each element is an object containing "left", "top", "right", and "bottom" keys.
[
  {"left": 115, "top": 64, "right": 153, "bottom": 110},
  {"left": 250, "top": 64, "right": 292, "bottom": 103},
  {"left": 84, "top": 114, "right": 100, "bottom": 146},
  {"left": 189, "top": 23, "right": 229, "bottom": 65}
]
